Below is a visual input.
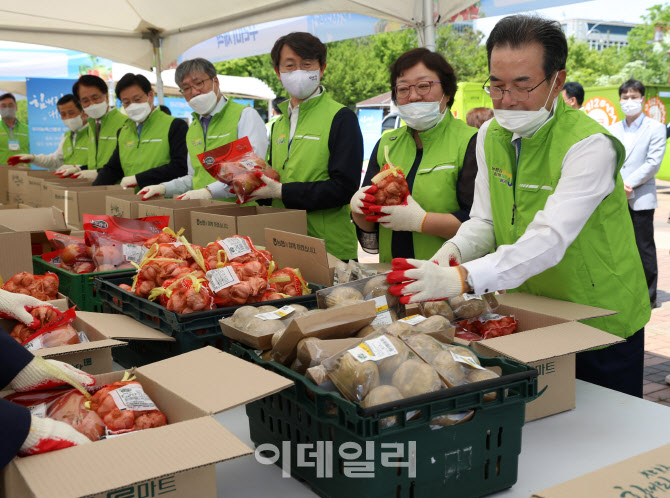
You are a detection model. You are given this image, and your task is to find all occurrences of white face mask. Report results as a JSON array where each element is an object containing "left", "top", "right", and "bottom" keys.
[
  {"left": 188, "top": 90, "right": 218, "bottom": 116},
  {"left": 0, "top": 107, "right": 16, "bottom": 119},
  {"left": 493, "top": 73, "right": 559, "bottom": 138},
  {"left": 125, "top": 102, "right": 152, "bottom": 123},
  {"left": 621, "top": 99, "right": 643, "bottom": 117},
  {"left": 397, "top": 94, "right": 446, "bottom": 131},
  {"left": 63, "top": 116, "right": 85, "bottom": 132},
  {"left": 280, "top": 70, "right": 321, "bottom": 100},
  {"left": 84, "top": 101, "right": 108, "bottom": 120}
]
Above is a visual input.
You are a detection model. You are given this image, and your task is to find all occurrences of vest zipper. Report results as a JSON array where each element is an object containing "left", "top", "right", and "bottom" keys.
[{"left": 511, "top": 203, "right": 516, "bottom": 225}]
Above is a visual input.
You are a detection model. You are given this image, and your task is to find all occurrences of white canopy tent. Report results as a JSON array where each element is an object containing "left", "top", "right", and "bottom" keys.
[{"left": 0, "top": 0, "right": 475, "bottom": 102}]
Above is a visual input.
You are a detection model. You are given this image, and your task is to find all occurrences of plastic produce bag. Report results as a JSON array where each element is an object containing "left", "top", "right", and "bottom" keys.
[
  {"left": 448, "top": 293, "right": 499, "bottom": 320},
  {"left": 455, "top": 313, "right": 518, "bottom": 341},
  {"left": 203, "top": 235, "right": 273, "bottom": 271},
  {"left": 2, "top": 272, "right": 59, "bottom": 301},
  {"left": 370, "top": 146, "right": 409, "bottom": 206}
]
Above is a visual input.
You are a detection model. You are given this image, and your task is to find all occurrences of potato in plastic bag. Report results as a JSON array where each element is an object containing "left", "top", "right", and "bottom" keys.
[
  {"left": 362, "top": 274, "right": 398, "bottom": 308},
  {"left": 325, "top": 287, "right": 365, "bottom": 308},
  {"left": 362, "top": 385, "right": 404, "bottom": 429},
  {"left": 326, "top": 352, "right": 380, "bottom": 402},
  {"left": 421, "top": 300, "right": 454, "bottom": 321},
  {"left": 391, "top": 359, "right": 445, "bottom": 398}
]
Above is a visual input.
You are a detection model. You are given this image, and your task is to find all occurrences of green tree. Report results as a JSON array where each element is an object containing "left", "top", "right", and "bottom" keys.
[
  {"left": 565, "top": 39, "right": 625, "bottom": 86},
  {"left": 435, "top": 25, "right": 488, "bottom": 83},
  {"left": 624, "top": 4, "right": 670, "bottom": 85},
  {"left": 16, "top": 100, "right": 27, "bottom": 124}
]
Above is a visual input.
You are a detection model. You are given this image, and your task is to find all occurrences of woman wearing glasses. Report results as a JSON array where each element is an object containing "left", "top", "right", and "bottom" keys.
[{"left": 351, "top": 48, "right": 478, "bottom": 263}]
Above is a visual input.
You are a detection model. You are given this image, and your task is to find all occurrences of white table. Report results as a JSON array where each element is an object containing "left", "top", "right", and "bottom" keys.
[{"left": 212, "top": 380, "right": 670, "bottom": 497}]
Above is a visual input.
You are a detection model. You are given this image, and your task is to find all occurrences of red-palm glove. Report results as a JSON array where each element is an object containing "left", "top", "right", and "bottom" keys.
[
  {"left": 0, "top": 290, "right": 53, "bottom": 328},
  {"left": 11, "top": 356, "right": 95, "bottom": 392},
  {"left": 7, "top": 154, "right": 33, "bottom": 166},
  {"left": 19, "top": 416, "right": 90, "bottom": 456},
  {"left": 387, "top": 258, "right": 466, "bottom": 304},
  {"left": 350, "top": 185, "right": 377, "bottom": 215}
]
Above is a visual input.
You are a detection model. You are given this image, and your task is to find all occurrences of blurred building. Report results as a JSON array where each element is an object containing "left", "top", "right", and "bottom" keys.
[{"left": 561, "top": 19, "right": 637, "bottom": 51}]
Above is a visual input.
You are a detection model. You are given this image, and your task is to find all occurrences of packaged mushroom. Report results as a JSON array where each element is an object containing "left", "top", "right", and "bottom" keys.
[{"left": 218, "top": 304, "right": 310, "bottom": 350}]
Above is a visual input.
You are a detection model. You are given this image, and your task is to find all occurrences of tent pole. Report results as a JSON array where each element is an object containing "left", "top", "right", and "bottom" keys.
[
  {"left": 423, "top": 0, "right": 436, "bottom": 51},
  {"left": 146, "top": 29, "right": 165, "bottom": 105}
]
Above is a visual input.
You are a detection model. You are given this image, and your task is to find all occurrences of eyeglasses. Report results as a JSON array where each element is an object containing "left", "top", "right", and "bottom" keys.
[
  {"left": 80, "top": 94, "right": 105, "bottom": 107},
  {"left": 393, "top": 81, "right": 441, "bottom": 100},
  {"left": 620, "top": 95, "right": 643, "bottom": 101},
  {"left": 279, "top": 60, "right": 318, "bottom": 72},
  {"left": 483, "top": 77, "right": 549, "bottom": 101},
  {"left": 179, "top": 77, "right": 212, "bottom": 95}
]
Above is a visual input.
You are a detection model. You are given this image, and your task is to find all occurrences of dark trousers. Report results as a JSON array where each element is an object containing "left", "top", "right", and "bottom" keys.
[
  {"left": 629, "top": 208, "right": 658, "bottom": 307},
  {"left": 576, "top": 328, "right": 644, "bottom": 398}
]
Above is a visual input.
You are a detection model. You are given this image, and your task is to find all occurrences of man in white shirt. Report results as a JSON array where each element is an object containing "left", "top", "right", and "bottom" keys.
[
  {"left": 609, "top": 79, "right": 667, "bottom": 309},
  {"left": 8, "top": 94, "right": 88, "bottom": 171},
  {"left": 388, "top": 15, "right": 650, "bottom": 397}
]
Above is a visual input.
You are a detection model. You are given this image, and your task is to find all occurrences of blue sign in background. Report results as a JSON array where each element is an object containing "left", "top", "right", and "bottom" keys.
[
  {"left": 25, "top": 77, "right": 77, "bottom": 158},
  {"left": 358, "top": 108, "right": 384, "bottom": 160}
]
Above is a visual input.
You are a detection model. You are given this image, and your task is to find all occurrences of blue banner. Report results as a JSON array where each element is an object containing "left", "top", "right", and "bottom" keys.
[
  {"left": 25, "top": 77, "right": 77, "bottom": 157},
  {"left": 358, "top": 108, "right": 384, "bottom": 160}
]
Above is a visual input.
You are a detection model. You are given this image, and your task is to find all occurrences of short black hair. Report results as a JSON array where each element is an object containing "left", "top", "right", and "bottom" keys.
[
  {"left": 0, "top": 93, "right": 16, "bottom": 104},
  {"left": 619, "top": 79, "right": 645, "bottom": 98},
  {"left": 57, "top": 94, "right": 82, "bottom": 111},
  {"left": 159, "top": 104, "right": 171, "bottom": 115},
  {"left": 115, "top": 73, "right": 153, "bottom": 100},
  {"left": 487, "top": 15, "right": 568, "bottom": 81},
  {"left": 272, "top": 97, "right": 287, "bottom": 114},
  {"left": 563, "top": 82, "right": 585, "bottom": 106},
  {"left": 72, "top": 75, "right": 108, "bottom": 99},
  {"left": 389, "top": 48, "right": 458, "bottom": 108},
  {"left": 271, "top": 32, "right": 327, "bottom": 69}
]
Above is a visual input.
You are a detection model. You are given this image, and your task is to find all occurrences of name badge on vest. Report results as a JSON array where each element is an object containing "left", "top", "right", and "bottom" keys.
[
  {"left": 276, "top": 134, "right": 286, "bottom": 145},
  {"left": 8, "top": 140, "right": 19, "bottom": 151},
  {"left": 124, "top": 140, "right": 135, "bottom": 148},
  {"left": 192, "top": 138, "right": 203, "bottom": 147},
  {"left": 492, "top": 167, "right": 513, "bottom": 187}
]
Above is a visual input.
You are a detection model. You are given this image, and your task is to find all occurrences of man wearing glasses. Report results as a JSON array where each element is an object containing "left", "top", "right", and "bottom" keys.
[
  {"left": 248, "top": 32, "right": 363, "bottom": 261},
  {"left": 59, "top": 75, "right": 128, "bottom": 177},
  {"left": 388, "top": 15, "right": 650, "bottom": 398},
  {"left": 138, "top": 58, "right": 267, "bottom": 200}
]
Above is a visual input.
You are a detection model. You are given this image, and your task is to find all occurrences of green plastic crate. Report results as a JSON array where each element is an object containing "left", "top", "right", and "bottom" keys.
[
  {"left": 229, "top": 341, "right": 538, "bottom": 498},
  {"left": 32, "top": 255, "right": 133, "bottom": 312}
]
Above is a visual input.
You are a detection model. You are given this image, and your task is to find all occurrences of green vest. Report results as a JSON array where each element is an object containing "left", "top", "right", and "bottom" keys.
[
  {"left": 269, "top": 91, "right": 358, "bottom": 261},
  {"left": 87, "top": 108, "right": 128, "bottom": 169},
  {"left": 377, "top": 111, "right": 477, "bottom": 263},
  {"left": 62, "top": 126, "right": 89, "bottom": 166},
  {"left": 485, "top": 98, "right": 650, "bottom": 338},
  {"left": 189, "top": 99, "right": 245, "bottom": 200},
  {"left": 0, "top": 120, "right": 29, "bottom": 165},
  {"left": 117, "top": 109, "right": 174, "bottom": 177}
]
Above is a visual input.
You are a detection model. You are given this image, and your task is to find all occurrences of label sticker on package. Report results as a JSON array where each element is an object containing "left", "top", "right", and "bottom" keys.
[
  {"left": 169, "top": 242, "right": 184, "bottom": 247},
  {"left": 218, "top": 237, "right": 252, "bottom": 260},
  {"left": 240, "top": 159, "right": 259, "bottom": 170},
  {"left": 110, "top": 384, "right": 157, "bottom": 412},
  {"left": 23, "top": 336, "right": 43, "bottom": 351},
  {"left": 450, "top": 351, "right": 486, "bottom": 370},
  {"left": 78, "top": 331, "right": 90, "bottom": 343},
  {"left": 370, "top": 296, "right": 393, "bottom": 325},
  {"left": 256, "top": 305, "right": 296, "bottom": 320},
  {"left": 122, "top": 244, "right": 149, "bottom": 264},
  {"left": 400, "top": 314, "right": 428, "bottom": 326},
  {"left": 461, "top": 293, "right": 482, "bottom": 302},
  {"left": 348, "top": 335, "right": 398, "bottom": 363},
  {"left": 29, "top": 403, "right": 47, "bottom": 418},
  {"left": 206, "top": 266, "right": 240, "bottom": 293}
]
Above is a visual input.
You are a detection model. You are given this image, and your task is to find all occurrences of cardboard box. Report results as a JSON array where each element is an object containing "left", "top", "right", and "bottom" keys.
[
  {"left": 0, "top": 310, "right": 172, "bottom": 374},
  {"left": 532, "top": 443, "right": 670, "bottom": 497},
  {"left": 1, "top": 347, "right": 293, "bottom": 498},
  {"left": 40, "top": 178, "right": 93, "bottom": 207},
  {"left": 191, "top": 206, "right": 308, "bottom": 247},
  {"left": 0, "top": 226, "right": 32, "bottom": 281},
  {"left": 106, "top": 193, "right": 152, "bottom": 218},
  {"left": 0, "top": 206, "right": 69, "bottom": 254},
  {"left": 0, "top": 165, "right": 30, "bottom": 203},
  {"left": 136, "top": 199, "right": 222, "bottom": 241},
  {"left": 49, "top": 185, "right": 123, "bottom": 226},
  {"left": 264, "top": 229, "right": 333, "bottom": 287},
  {"left": 456, "top": 293, "right": 621, "bottom": 421}
]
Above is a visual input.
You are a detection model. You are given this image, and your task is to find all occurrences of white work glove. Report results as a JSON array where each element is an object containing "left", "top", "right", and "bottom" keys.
[
  {"left": 71, "top": 169, "right": 98, "bottom": 180},
  {"left": 365, "top": 194, "right": 427, "bottom": 233},
  {"left": 138, "top": 184, "right": 166, "bottom": 201},
  {"left": 7, "top": 154, "right": 34, "bottom": 166},
  {"left": 247, "top": 174, "right": 282, "bottom": 203},
  {"left": 430, "top": 241, "right": 462, "bottom": 267},
  {"left": 120, "top": 175, "right": 137, "bottom": 189},
  {"left": 19, "top": 415, "right": 91, "bottom": 456},
  {"left": 350, "top": 185, "right": 377, "bottom": 215},
  {"left": 57, "top": 165, "right": 81, "bottom": 177},
  {"left": 177, "top": 188, "right": 212, "bottom": 200},
  {"left": 11, "top": 356, "right": 96, "bottom": 392},
  {"left": 387, "top": 258, "right": 466, "bottom": 304},
  {"left": 0, "top": 290, "right": 53, "bottom": 328}
]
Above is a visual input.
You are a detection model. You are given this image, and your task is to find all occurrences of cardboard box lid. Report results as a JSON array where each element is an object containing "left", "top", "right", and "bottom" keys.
[
  {"left": 137, "top": 346, "right": 293, "bottom": 414},
  {"left": 76, "top": 311, "right": 176, "bottom": 342},
  {"left": 497, "top": 293, "right": 616, "bottom": 321},
  {"left": 477, "top": 321, "right": 623, "bottom": 364},
  {"left": 33, "top": 338, "right": 127, "bottom": 358},
  {"left": 0, "top": 206, "right": 67, "bottom": 232},
  {"left": 265, "top": 228, "right": 331, "bottom": 287},
  {"left": 532, "top": 443, "right": 670, "bottom": 497},
  {"left": 13, "top": 417, "right": 251, "bottom": 498}
]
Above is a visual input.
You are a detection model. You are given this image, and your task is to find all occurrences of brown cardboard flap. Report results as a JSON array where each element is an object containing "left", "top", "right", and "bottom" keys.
[
  {"left": 476, "top": 322, "right": 623, "bottom": 364},
  {"left": 33, "top": 338, "right": 126, "bottom": 357},
  {"left": 138, "top": 347, "right": 293, "bottom": 414},
  {"left": 14, "top": 417, "right": 251, "bottom": 498},
  {"left": 0, "top": 206, "right": 67, "bottom": 231},
  {"left": 532, "top": 443, "right": 670, "bottom": 497},
  {"left": 75, "top": 311, "right": 176, "bottom": 342},
  {"left": 265, "top": 228, "right": 331, "bottom": 287},
  {"left": 496, "top": 293, "right": 616, "bottom": 321}
]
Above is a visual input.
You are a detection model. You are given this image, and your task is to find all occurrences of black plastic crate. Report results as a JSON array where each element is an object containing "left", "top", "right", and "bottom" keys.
[{"left": 229, "top": 341, "right": 538, "bottom": 498}]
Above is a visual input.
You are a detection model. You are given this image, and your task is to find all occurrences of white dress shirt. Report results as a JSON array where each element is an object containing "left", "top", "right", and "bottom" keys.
[
  {"left": 451, "top": 117, "right": 618, "bottom": 295},
  {"left": 31, "top": 124, "right": 89, "bottom": 170},
  {"left": 621, "top": 112, "right": 645, "bottom": 152},
  {"left": 163, "top": 95, "right": 268, "bottom": 198}
]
